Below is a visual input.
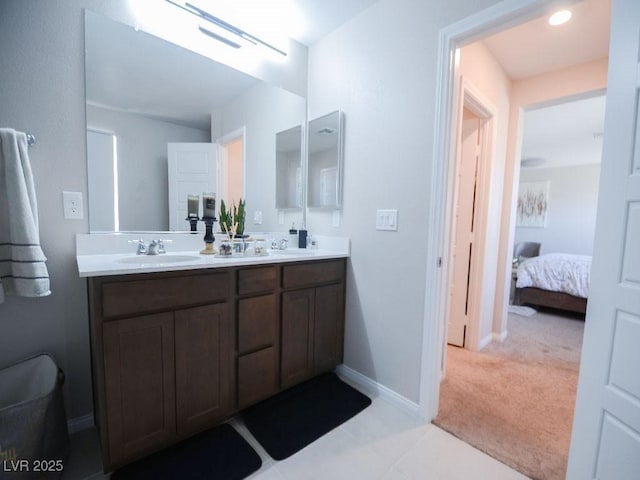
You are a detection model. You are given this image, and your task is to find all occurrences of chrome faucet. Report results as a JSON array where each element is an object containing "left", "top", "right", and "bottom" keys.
[
  {"left": 271, "top": 238, "right": 288, "bottom": 250},
  {"left": 129, "top": 239, "right": 147, "bottom": 255},
  {"left": 147, "top": 240, "right": 160, "bottom": 255},
  {"left": 129, "top": 239, "right": 171, "bottom": 255}
]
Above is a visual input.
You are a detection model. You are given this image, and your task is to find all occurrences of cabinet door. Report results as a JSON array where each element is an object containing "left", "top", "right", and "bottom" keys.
[
  {"left": 103, "top": 312, "right": 175, "bottom": 465},
  {"left": 281, "top": 289, "right": 315, "bottom": 389},
  {"left": 175, "top": 303, "right": 233, "bottom": 437},
  {"left": 314, "top": 283, "right": 345, "bottom": 373}
]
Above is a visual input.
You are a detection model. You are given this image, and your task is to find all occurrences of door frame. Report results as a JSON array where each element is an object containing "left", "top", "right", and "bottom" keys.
[
  {"left": 446, "top": 77, "right": 498, "bottom": 351},
  {"left": 418, "top": 0, "right": 580, "bottom": 419}
]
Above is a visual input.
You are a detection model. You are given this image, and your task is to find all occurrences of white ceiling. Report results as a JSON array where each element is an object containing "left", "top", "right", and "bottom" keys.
[
  {"left": 481, "top": 0, "right": 610, "bottom": 169},
  {"left": 287, "top": 0, "right": 378, "bottom": 45},
  {"left": 482, "top": 0, "right": 611, "bottom": 80},
  {"left": 521, "top": 94, "right": 606, "bottom": 169}
]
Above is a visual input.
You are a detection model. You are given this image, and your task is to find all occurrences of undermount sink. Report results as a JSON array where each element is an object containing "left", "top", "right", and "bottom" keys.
[{"left": 116, "top": 254, "right": 200, "bottom": 264}]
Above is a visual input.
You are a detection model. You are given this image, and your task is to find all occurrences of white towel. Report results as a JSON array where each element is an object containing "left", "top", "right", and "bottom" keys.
[{"left": 0, "top": 128, "right": 51, "bottom": 302}]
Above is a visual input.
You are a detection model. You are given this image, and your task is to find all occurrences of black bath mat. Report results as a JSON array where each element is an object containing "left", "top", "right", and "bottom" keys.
[
  {"left": 111, "top": 423, "right": 261, "bottom": 480},
  {"left": 241, "top": 372, "right": 372, "bottom": 460}
]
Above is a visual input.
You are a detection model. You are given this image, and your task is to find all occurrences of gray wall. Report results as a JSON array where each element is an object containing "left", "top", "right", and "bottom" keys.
[
  {"left": 0, "top": 0, "right": 307, "bottom": 420},
  {"left": 306, "top": 0, "right": 501, "bottom": 402},
  {"left": 515, "top": 164, "right": 601, "bottom": 256}
]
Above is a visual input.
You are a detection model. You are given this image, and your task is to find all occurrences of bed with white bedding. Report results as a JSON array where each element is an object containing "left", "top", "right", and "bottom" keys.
[{"left": 514, "top": 253, "right": 591, "bottom": 314}]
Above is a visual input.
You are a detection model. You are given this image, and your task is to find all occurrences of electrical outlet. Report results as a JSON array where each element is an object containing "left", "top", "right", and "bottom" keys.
[
  {"left": 63, "top": 191, "right": 84, "bottom": 220},
  {"left": 253, "top": 210, "right": 263, "bottom": 225}
]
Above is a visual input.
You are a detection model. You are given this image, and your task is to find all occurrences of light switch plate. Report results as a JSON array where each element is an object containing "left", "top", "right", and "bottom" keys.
[
  {"left": 376, "top": 209, "right": 398, "bottom": 231},
  {"left": 63, "top": 191, "right": 84, "bottom": 220}
]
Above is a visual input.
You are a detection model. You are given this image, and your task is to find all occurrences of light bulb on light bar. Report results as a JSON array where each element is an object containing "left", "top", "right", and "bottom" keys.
[{"left": 548, "top": 10, "right": 572, "bottom": 26}]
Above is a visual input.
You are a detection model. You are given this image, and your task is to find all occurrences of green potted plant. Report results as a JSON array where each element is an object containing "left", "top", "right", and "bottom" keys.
[
  {"left": 234, "top": 199, "right": 246, "bottom": 237},
  {"left": 219, "top": 198, "right": 246, "bottom": 238}
]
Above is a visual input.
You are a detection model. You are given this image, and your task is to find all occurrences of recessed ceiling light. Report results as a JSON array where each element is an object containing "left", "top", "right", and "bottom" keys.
[{"left": 548, "top": 10, "right": 572, "bottom": 26}]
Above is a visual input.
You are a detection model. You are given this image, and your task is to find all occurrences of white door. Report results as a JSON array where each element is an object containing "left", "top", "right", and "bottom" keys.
[
  {"left": 567, "top": 0, "right": 640, "bottom": 477},
  {"left": 448, "top": 107, "right": 482, "bottom": 347},
  {"left": 168, "top": 143, "right": 217, "bottom": 231}
]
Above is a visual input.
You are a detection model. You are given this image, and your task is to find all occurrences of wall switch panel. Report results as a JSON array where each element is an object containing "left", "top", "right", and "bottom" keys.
[
  {"left": 278, "top": 211, "right": 285, "bottom": 225},
  {"left": 376, "top": 209, "right": 398, "bottom": 231},
  {"left": 63, "top": 191, "right": 84, "bottom": 220},
  {"left": 253, "top": 210, "right": 263, "bottom": 225}
]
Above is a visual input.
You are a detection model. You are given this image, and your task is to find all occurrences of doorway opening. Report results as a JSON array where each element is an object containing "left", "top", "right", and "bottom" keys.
[{"left": 419, "top": 0, "right": 611, "bottom": 477}]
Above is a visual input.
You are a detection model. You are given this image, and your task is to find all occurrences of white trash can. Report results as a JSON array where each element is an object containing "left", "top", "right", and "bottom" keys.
[{"left": 0, "top": 354, "right": 69, "bottom": 479}]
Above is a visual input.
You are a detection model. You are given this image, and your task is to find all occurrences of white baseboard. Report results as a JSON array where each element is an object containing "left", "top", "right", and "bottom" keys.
[
  {"left": 336, "top": 364, "right": 420, "bottom": 417},
  {"left": 493, "top": 330, "right": 508, "bottom": 342},
  {"left": 478, "top": 333, "right": 493, "bottom": 350},
  {"left": 67, "top": 413, "right": 94, "bottom": 434}
]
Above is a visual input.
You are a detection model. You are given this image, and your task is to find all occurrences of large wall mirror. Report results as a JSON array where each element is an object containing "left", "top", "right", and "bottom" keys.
[
  {"left": 307, "top": 111, "right": 344, "bottom": 209},
  {"left": 85, "top": 10, "right": 306, "bottom": 232}
]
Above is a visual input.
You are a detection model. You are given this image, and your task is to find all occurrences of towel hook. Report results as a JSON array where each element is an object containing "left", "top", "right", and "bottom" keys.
[{"left": 26, "top": 133, "right": 36, "bottom": 146}]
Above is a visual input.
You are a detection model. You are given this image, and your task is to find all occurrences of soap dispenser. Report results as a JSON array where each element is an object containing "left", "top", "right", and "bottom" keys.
[{"left": 298, "top": 225, "right": 308, "bottom": 248}]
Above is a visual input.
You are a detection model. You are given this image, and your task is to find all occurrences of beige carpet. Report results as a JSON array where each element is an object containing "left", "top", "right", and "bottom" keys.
[{"left": 434, "top": 310, "right": 585, "bottom": 480}]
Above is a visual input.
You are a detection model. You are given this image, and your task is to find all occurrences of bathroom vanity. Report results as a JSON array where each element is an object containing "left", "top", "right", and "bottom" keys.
[{"left": 78, "top": 236, "right": 348, "bottom": 471}]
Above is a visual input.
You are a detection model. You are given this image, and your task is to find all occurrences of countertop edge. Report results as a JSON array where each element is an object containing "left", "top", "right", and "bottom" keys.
[{"left": 77, "top": 250, "right": 349, "bottom": 278}]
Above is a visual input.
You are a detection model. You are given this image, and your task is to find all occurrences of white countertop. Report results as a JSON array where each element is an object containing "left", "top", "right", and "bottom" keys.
[{"left": 76, "top": 233, "right": 350, "bottom": 278}]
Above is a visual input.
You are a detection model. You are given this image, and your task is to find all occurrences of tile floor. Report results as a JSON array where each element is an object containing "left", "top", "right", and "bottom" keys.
[{"left": 62, "top": 390, "right": 529, "bottom": 480}]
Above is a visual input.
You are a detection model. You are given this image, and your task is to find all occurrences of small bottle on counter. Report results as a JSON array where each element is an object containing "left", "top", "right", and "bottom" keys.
[{"left": 298, "top": 228, "right": 307, "bottom": 248}]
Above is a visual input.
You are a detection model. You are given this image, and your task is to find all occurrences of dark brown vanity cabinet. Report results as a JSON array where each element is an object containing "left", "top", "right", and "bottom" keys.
[
  {"left": 89, "top": 270, "right": 233, "bottom": 470},
  {"left": 281, "top": 261, "right": 346, "bottom": 389},
  {"left": 236, "top": 266, "right": 279, "bottom": 409},
  {"left": 88, "top": 258, "right": 346, "bottom": 471}
]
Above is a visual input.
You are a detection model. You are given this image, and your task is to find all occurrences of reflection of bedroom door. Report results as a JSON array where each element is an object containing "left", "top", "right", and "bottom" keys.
[
  {"left": 568, "top": 0, "right": 640, "bottom": 476},
  {"left": 167, "top": 143, "right": 217, "bottom": 231},
  {"left": 448, "top": 106, "right": 483, "bottom": 347}
]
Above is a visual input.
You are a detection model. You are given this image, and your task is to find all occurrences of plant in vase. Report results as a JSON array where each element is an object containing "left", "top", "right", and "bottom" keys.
[
  {"left": 234, "top": 199, "right": 246, "bottom": 237},
  {"left": 219, "top": 198, "right": 246, "bottom": 238},
  {"left": 219, "top": 198, "right": 247, "bottom": 255}
]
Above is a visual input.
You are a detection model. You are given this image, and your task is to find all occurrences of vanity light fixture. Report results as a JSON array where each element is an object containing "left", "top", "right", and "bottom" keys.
[
  {"left": 548, "top": 10, "right": 572, "bottom": 26},
  {"left": 165, "top": 0, "right": 287, "bottom": 56}
]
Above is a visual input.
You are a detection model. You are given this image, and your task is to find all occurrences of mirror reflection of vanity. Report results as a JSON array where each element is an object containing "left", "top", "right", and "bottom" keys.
[{"left": 84, "top": 11, "right": 306, "bottom": 233}]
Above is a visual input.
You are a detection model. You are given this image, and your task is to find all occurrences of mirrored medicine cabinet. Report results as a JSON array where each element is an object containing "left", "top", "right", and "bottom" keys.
[{"left": 275, "top": 110, "right": 344, "bottom": 212}]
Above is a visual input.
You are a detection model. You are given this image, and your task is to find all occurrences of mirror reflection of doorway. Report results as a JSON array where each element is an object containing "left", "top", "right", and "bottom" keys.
[{"left": 218, "top": 127, "right": 246, "bottom": 210}]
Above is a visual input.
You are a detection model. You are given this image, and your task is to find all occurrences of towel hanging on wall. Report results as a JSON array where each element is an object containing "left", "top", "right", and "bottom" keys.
[{"left": 0, "top": 128, "right": 51, "bottom": 303}]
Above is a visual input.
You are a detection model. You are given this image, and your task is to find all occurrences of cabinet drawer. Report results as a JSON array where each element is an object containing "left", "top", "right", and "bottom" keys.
[
  {"left": 238, "top": 347, "right": 277, "bottom": 409},
  {"left": 102, "top": 272, "right": 229, "bottom": 319},
  {"left": 238, "top": 266, "right": 277, "bottom": 295},
  {"left": 282, "top": 260, "right": 345, "bottom": 289},
  {"left": 238, "top": 294, "right": 277, "bottom": 354}
]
